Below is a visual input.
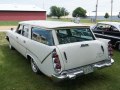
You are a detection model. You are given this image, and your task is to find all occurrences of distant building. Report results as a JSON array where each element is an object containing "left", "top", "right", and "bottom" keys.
[{"left": 0, "top": 4, "right": 46, "bottom": 21}]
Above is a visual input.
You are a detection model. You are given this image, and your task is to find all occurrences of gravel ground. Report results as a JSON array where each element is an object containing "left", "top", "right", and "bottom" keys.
[{"left": 0, "top": 26, "right": 17, "bottom": 30}]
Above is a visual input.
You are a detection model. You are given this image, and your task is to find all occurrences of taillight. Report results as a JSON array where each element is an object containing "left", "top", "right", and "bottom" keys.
[
  {"left": 108, "top": 42, "right": 113, "bottom": 57},
  {"left": 52, "top": 49, "right": 61, "bottom": 73}
]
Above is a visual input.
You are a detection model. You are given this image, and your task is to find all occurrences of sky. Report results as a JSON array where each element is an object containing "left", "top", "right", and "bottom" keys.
[{"left": 0, "top": 0, "right": 120, "bottom": 16}]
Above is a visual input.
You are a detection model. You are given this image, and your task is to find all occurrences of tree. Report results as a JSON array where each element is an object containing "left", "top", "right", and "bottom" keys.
[
  {"left": 118, "top": 12, "right": 120, "bottom": 18},
  {"left": 104, "top": 13, "right": 109, "bottom": 19},
  {"left": 118, "top": 15, "right": 120, "bottom": 18},
  {"left": 72, "top": 7, "right": 87, "bottom": 17},
  {"left": 50, "top": 6, "right": 69, "bottom": 19}
]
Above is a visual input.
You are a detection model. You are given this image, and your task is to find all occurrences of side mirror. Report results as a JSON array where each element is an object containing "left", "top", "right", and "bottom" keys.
[{"left": 10, "top": 28, "right": 14, "bottom": 31}]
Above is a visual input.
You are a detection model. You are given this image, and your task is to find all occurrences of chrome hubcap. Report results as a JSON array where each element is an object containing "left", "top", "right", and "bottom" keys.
[
  {"left": 31, "top": 60, "right": 37, "bottom": 73},
  {"left": 9, "top": 43, "right": 12, "bottom": 49}
]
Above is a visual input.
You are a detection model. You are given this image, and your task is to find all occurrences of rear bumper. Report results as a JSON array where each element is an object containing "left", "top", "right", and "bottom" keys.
[{"left": 51, "top": 58, "right": 114, "bottom": 82}]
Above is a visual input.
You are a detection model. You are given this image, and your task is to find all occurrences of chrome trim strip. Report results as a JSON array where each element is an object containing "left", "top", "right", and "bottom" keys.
[
  {"left": 94, "top": 33, "right": 120, "bottom": 40},
  {"left": 41, "top": 49, "right": 55, "bottom": 64}
]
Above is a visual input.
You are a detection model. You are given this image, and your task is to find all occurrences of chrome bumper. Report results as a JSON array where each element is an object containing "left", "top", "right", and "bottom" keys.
[{"left": 51, "top": 59, "right": 114, "bottom": 82}]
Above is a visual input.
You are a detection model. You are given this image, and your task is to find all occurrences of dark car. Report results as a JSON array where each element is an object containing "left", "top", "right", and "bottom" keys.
[{"left": 91, "top": 22, "right": 120, "bottom": 50}]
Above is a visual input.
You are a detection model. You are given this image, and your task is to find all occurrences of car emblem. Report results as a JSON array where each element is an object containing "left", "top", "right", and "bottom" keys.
[{"left": 81, "top": 44, "right": 89, "bottom": 47}]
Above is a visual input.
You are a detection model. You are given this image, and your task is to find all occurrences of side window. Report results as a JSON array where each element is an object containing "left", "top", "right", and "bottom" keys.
[
  {"left": 109, "top": 26, "right": 119, "bottom": 32},
  {"left": 95, "top": 24, "right": 106, "bottom": 30},
  {"left": 57, "top": 30, "right": 68, "bottom": 38},
  {"left": 31, "top": 27, "right": 54, "bottom": 46},
  {"left": 16, "top": 24, "right": 29, "bottom": 37},
  {"left": 16, "top": 24, "right": 23, "bottom": 34},
  {"left": 96, "top": 24, "right": 112, "bottom": 31},
  {"left": 21, "top": 25, "right": 29, "bottom": 37}
]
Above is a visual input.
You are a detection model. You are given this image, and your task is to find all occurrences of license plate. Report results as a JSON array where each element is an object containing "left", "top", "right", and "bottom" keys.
[{"left": 83, "top": 65, "right": 93, "bottom": 74}]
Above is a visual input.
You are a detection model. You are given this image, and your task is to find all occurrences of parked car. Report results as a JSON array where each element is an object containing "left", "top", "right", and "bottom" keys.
[
  {"left": 91, "top": 22, "right": 120, "bottom": 50},
  {"left": 6, "top": 20, "right": 114, "bottom": 81}
]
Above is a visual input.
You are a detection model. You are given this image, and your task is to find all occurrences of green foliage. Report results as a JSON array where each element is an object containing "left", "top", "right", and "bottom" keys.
[
  {"left": 72, "top": 7, "right": 87, "bottom": 17},
  {"left": 118, "top": 15, "right": 120, "bottom": 18},
  {"left": 104, "top": 13, "right": 109, "bottom": 19},
  {"left": 50, "top": 6, "right": 69, "bottom": 19}
]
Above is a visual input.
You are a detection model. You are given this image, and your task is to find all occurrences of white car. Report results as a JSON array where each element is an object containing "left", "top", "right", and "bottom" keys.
[{"left": 6, "top": 20, "right": 114, "bottom": 81}]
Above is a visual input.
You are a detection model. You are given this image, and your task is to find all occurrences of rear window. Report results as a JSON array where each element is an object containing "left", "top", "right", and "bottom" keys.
[{"left": 56, "top": 28, "right": 95, "bottom": 44}]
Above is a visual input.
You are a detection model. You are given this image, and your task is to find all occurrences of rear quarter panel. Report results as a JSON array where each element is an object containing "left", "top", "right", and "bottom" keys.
[{"left": 26, "top": 39, "right": 65, "bottom": 77}]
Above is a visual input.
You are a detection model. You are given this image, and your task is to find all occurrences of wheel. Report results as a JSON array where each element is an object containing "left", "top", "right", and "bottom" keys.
[
  {"left": 9, "top": 42, "right": 14, "bottom": 50},
  {"left": 30, "top": 58, "right": 40, "bottom": 74}
]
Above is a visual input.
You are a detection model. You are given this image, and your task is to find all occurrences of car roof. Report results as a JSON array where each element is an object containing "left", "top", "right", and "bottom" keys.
[
  {"left": 98, "top": 22, "right": 120, "bottom": 29},
  {"left": 19, "top": 20, "right": 89, "bottom": 29}
]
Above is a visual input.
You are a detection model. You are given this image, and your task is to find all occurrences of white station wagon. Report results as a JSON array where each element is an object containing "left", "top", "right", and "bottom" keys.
[{"left": 6, "top": 20, "right": 114, "bottom": 81}]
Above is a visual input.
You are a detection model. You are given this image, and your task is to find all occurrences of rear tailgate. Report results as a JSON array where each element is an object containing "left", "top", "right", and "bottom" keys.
[{"left": 57, "top": 40, "right": 109, "bottom": 70}]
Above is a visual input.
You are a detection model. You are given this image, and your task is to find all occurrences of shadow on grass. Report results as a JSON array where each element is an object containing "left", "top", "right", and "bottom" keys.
[{"left": 0, "top": 44, "right": 116, "bottom": 90}]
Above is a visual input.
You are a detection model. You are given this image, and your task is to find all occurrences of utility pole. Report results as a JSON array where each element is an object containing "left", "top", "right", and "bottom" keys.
[
  {"left": 111, "top": 0, "right": 113, "bottom": 21},
  {"left": 95, "top": 0, "right": 98, "bottom": 23},
  {"left": 42, "top": 0, "right": 45, "bottom": 9}
]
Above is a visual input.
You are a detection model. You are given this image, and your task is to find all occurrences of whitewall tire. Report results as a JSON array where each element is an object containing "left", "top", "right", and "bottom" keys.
[
  {"left": 31, "top": 58, "right": 40, "bottom": 74},
  {"left": 9, "top": 42, "right": 14, "bottom": 50}
]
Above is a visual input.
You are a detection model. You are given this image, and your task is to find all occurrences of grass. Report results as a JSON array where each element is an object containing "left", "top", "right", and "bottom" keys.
[
  {"left": 0, "top": 32, "right": 120, "bottom": 90},
  {"left": 0, "top": 18, "right": 119, "bottom": 26},
  {"left": 0, "top": 21, "right": 19, "bottom": 26},
  {"left": 47, "top": 17, "right": 95, "bottom": 23},
  {"left": 0, "top": 18, "right": 93, "bottom": 26},
  {"left": 47, "top": 17, "right": 120, "bottom": 24},
  {"left": 0, "top": 32, "right": 8, "bottom": 44}
]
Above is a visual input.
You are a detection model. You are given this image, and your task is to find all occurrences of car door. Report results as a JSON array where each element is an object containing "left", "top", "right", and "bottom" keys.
[
  {"left": 104, "top": 25, "right": 120, "bottom": 45},
  {"left": 104, "top": 25, "right": 120, "bottom": 37},
  {"left": 93, "top": 23, "right": 105, "bottom": 34},
  {"left": 93, "top": 23, "right": 106, "bottom": 38},
  {"left": 15, "top": 24, "right": 30, "bottom": 57},
  {"left": 11, "top": 24, "right": 23, "bottom": 51}
]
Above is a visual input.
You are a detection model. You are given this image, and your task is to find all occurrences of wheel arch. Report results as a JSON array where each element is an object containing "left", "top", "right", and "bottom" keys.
[
  {"left": 114, "top": 41, "right": 120, "bottom": 48},
  {"left": 26, "top": 53, "right": 41, "bottom": 68},
  {"left": 26, "top": 51, "right": 56, "bottom": 77},
  {"left": 26, "top": 54, "right": 35, "bottom": 61},
  {"left": 6, "top": 36, "right": 9, "bottom": 42}
]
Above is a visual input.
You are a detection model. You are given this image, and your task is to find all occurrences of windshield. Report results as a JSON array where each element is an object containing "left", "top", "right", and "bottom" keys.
[{"left": 56, "top": 28, "right": 95, "bottom": 44}]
